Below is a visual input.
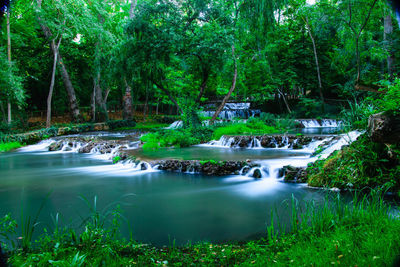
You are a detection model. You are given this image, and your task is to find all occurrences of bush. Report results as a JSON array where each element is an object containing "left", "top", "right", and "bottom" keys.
[{"left": 374, "top": 78, "right": 400, "bottom": 115}]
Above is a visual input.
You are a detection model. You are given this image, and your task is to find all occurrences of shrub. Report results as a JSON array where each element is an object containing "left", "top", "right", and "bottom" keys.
[{"left": 340, "top": 101, "right": 377, "bottom": 130}]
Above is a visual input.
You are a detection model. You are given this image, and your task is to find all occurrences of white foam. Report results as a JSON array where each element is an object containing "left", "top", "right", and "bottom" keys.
[{"left": 18, "top": 139, "right": 55, "bottom": 152}]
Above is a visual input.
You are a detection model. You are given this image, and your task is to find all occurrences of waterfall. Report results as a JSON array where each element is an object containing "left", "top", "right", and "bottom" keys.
[
  {"left": 248, "top": 137, "right": 262, "bottom": 149},
  {"left": 201, "top": 102, "right": 261, "bottom": 120},
  {"left": 296, "top": 119, "right": 341, "bottom": 128},
  {"left": 207, "top": 136, "right": 236, "bottom": 147},
  {"left": 166, "top": 121, "right": 183, "bottom": 129}
]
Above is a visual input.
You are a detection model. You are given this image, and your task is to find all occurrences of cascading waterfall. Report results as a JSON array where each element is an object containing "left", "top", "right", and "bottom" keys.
[
  {"left": 296, "top": 119, "right": 341, "bottom": 128},
  {"left": 248, "top": 137, "right": 262, "bottom": 149},
  {"left": 201, "top": 102, "right": 261, "bottom": 120},
  {"left": 19, "top": 138, "right": 155, "bottom": 174},
  {"left": 18, "top": 129, "right": 362, "bottom": 182}
]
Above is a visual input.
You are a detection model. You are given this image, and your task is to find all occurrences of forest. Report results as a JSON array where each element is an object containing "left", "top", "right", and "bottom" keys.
[{"left": 1, "top": 0, "right": 400, "bottom": 266}]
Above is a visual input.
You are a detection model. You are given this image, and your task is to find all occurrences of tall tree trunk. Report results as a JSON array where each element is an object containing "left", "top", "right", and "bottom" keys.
[
  {"left": 58, "top": 54, "right": 81, "bottom": 122},
  {"left": 7, "top": 10, "right": 11, "bottom": 124},
  {"left": 278, "top": 88, "right": 292, "bottom": 114},
  {"left": 36, "top": 0, "right": 81, "bottom": 122},
  {"left": 152, "top": 79, "right": 183, "bottom": 114},
  {"left": 91, "top": 83, "right": 96, "bottom": 122},
  {"left": 94, "top": 73, "right": 108, "bottom": 122},
  {"left": 121, "top": 0, "right": 138, "bottom": 121},
  {"left": 123, "top": 78, "right": 133, "bottom": 120},
  {"left": 0, "top": 101, "right": 5, "bottom": 122},
  {"left": 304, "top": 16, "right": 324, "bottom": 104},
  {"left": 143, "top": 88, "right": 148, "bottom": 122},
  {"left": 196, "top": 71, "right": 209, "bottom": 103},
  {"left": 46, "top": 38, "right": 61, "bottom": 128},
  {"left": 211, "top": 45, "right": 237, "bottom": 123},
  {"left": 384, "top": 13, "right": 395, "bottom": 78}
]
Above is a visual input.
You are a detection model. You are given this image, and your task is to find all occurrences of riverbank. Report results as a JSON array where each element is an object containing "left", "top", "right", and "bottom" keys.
[{"left": 4, "top": 193, "right": 400, "bottom": 266}]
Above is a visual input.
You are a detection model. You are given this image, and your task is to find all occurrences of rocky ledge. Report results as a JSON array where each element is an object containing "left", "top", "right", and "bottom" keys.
[
  {"left": 219, "top": 135, "right": 336, "bottom": 149},
  {"left": 48, "top": 138, "right": 136, "bottom": 154},
  {"left": 155, "top": 159, "right": 260, "bottom": 177}
]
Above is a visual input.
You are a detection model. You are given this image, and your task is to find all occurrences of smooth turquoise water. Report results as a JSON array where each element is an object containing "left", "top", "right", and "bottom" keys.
[{"left": 0, "top": 144, "right": 328, "bottom": 246}]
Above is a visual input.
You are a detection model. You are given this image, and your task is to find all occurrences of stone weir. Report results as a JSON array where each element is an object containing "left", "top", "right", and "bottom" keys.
[
  {"left": 208, "top": 134, "right": 339, "bottom": 149},
  {"left": 48, "top": 137, "right": 139, "bottom": 154},
  {"left": 154, "top": 160, "right": 261, "bottom": 177}
]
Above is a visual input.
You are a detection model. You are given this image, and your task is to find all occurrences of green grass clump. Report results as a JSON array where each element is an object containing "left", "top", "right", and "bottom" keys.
[
  {"left": 141, "top": 129, "right": 199, "bottom": 151},
  {"left": 0, "top": 141, "right": 23, "bottom": 152},
  {"left": 213, "top": 117, "right": 279, "bottom": 140}
]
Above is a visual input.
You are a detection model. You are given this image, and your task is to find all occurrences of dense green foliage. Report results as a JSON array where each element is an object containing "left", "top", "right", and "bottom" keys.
[
  {"left": 0, "top": 0, "right": 398, "bottom": 124},
  {"left": 2, "top": 193, "right": 400, "bottom": 266},
  {"left": 307, "top": 134, "right": 400, "bottom": 190}
]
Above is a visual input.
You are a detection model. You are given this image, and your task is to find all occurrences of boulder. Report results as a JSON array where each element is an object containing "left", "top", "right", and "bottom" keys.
[
  {"left": 368, "top": 112, "right": 400, "bottom": 144},
  {"left": 283, "top": 165, "right": 307, "bottom": 183},
  {"left": 253, "top": 169, "right": 262, "bottom": 179}
]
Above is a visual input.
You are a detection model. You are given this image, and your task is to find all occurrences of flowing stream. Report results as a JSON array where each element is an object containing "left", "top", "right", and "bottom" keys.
[{"left": 0, "top": 129, "right": 359, "bottom": 246}]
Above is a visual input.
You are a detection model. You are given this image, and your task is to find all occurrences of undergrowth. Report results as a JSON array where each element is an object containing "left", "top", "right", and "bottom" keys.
[
  {"left": 306, "top": 134, "right": 400, "bottom": 191},
  {"left": 2, "top": 192, "right": 400, "bottom": 266}
]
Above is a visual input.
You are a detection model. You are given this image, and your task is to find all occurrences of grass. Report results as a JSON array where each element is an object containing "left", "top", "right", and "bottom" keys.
[
  {"left": 213, "top": 118, "right": 279, "bottom": 140},
  {"left": 4, "top": 192, "right": 400, "bottom": 266},
  {"left": 0, "top": 141, "right": 23, "bottom": 152}
]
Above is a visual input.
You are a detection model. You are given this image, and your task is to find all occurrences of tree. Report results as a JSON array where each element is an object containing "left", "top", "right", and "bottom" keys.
[{"left": 36, "top": 0, "right": 82, "bottom": 122}]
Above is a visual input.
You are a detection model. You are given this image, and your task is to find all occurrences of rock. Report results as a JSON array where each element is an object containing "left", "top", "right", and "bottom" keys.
[
  {"left": 140, "top": 163, "right": 147, "bottom": 170},
  {"left": 49, "top": 141, "right": 63, "bottom": 151},
  {"left": 253, "top": 169, "right": 262, "bottom": 179},
  {"left": 283, "top": 165, "right": 307, "bottom": 183},
  {"left": 156, "top": 159, "right": 250, "bottom": 176},
  {"left": 241, "top": 166, "right": 251, "bottom": 175},
  {"left": 368, "top": 112, "right": 400, "bottom": 144}
]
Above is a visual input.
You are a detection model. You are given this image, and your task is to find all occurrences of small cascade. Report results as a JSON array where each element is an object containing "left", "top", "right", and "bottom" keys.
[
  {"left": 201, "top": 134, "right": 331, "bottom": 150},
  {"left": 207, "top": 136, "right": 236, "bottom": 147},
  {"left": 248, "top": 137, "right": 262, "bottom": 149},
  {"left": 201, "top": 102, "right": 261, "bottom": 120},
  {"left": 296, "top": 119, "right": 341, "bottom": 128},
  {"left": 18, "top": 139, "right": 56, "bottom": 152},
  {"left": 166, "top": 121, "right": 183, "bottom": 129},
  {"left": 281, "top": 136, "right": 289, "bottom": 148},
  {"left": 318, "top": 131, "right": 362, "bottom": 159}
]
